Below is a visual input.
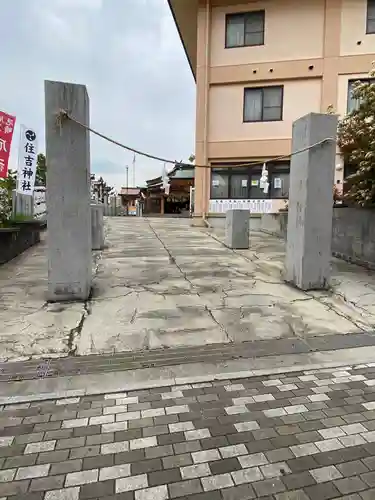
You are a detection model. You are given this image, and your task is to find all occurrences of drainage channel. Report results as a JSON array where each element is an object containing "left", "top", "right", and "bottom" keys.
[{"left": 1, "top": 331, "right": 375, "bottom": 382}]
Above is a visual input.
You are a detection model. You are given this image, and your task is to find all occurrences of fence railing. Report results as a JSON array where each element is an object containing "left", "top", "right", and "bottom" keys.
[
  {"left": 14, "top": 190, "right": 129, "bottom": 220},
  {"left": 102, "top": 202, "right": 125, "bottom": 217},
  {"left": 90, "top": 197, "right": 125, "bottom": 217}
]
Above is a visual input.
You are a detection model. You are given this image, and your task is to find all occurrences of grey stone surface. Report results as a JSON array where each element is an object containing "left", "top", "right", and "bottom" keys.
[
  {"left": 91, "top": 204, "right": 105, "bottom": 250},
  {"left": 285, "top": 112, "right": 337, "bottom": 290},
  {"left": 261, "top": 212, "right": 288, "bottom": 239},
  {"left": 207, "top": 214, "right": 262, "bottom": 231},
  {"left": 332, "top": 207, "right": 375, "bottom": 269},
  {"left": 261, "top": 207, "right": 375, "bottom": 271},
  {"left": 45, "top": 80, "right": 92, "bottom": 301},
  {"left": 2, "top": 218, "right": 375, "bottom": 363},
  {"left": 225, "top": 210, "right": 249, "bottom": 249},
  {"left": 12, "top": 190, "right": 33, "bottom": 218},
  {"left": 0, "top": 233, "right": 88, "bottom": 360}
]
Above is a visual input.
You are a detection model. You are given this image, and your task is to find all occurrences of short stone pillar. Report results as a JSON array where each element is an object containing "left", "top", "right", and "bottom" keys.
[
  {"left": 45, "top": 80, "right": 92, "bottom": 301},
  {"left": 110, "top": 197, "right": 117, "bottom": 216},
  {"left": 12, "top": 190, "right": 33, "bottom": 218},
  {"left": 91, "top": 204, "right": 104, "bottom": 250},
  {"left": 285, "top": 112, "right": 337, "bottom": 290},
  {"left": 136, "top": 201, "right": 143, "bottom": 217},
  {"left": 225, "top": 209, "right": 249, "bottom": 249}
]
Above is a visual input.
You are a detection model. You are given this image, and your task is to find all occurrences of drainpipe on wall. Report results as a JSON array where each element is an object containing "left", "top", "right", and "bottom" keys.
[{"left": 202, "top": 0, "right": 210, "bottom": 224}]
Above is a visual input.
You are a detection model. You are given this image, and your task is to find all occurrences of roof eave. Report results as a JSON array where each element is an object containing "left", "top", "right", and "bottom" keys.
[{"left": 167, "top": 0, "right": 197, "bottom": 81}]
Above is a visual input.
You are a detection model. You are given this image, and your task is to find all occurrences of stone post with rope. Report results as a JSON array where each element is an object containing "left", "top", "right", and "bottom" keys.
[
  {"left": 284, "top": 112, "right": 338, "bottom": 290},
  {"left": 45, "top": 80, "right": 92, "bottom": 302},
  {"left": 44, "top": 81, "right": 338, "bottom": 299}
]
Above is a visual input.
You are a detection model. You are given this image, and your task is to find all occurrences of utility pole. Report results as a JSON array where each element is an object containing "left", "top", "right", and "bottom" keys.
[
  {"left": 125, "top": 165, "right": 129, "bottom": 215},
  {"left": 132, "top": 154, "right": 136, "bottom": 187}
]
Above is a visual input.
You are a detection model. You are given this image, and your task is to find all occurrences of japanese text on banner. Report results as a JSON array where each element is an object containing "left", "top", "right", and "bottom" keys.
[
  {"left": 0, "top": 111, "right": 16, "bottom": 179},
  {"left": 17, "top": 126, "right": 38, "bottom": 195}
]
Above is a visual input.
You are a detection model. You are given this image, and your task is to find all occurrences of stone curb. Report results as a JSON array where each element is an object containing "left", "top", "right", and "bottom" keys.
[{"left": 1, "top": 345, "right": 374, "bottom": 406}]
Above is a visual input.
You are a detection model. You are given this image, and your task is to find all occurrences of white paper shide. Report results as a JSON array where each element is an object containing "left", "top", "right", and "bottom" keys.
[{"left": 17, "top": 126, "right": 38, "bottom": 195}]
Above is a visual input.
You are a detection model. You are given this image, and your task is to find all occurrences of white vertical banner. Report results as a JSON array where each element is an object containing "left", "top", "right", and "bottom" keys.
[{"left": 17, "top": 125, "right": 38, "bottom": 195}]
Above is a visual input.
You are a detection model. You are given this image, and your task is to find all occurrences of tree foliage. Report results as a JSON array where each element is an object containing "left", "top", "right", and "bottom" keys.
[
  {"left": 0, "top": 186, "right": 11, "bottom": 225},
  {"left": 337, "top": 68, "right": 375, "bottom": 207},
  {"left": 0, "top": 170, "right": 16, "bottom": 225},
  {"left": 2, "top": 169, "right": 16, "bottom": 192},
  {"left": 36, "top": 153, "right": 47, "bottom": 186}
]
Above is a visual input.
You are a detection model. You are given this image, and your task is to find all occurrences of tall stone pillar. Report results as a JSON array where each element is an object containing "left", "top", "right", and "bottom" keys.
[
  {"left": 285, "top": 113, "right": 337, "bottom": 290},
  {"left": 45, "top": 80, "right": 92, "bottom": 301}
]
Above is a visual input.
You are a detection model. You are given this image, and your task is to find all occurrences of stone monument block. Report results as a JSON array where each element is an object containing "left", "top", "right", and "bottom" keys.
[{"left": 225, "top": 209, "right": 249, "bottom": 249}]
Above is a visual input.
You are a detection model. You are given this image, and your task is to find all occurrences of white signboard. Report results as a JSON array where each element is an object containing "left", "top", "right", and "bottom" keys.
[
  {"left": 17, "top": 125, "right": 38, "bottom": 195},
  {"left": 209, "top": 199, "right": 273, "bottom": 214}
]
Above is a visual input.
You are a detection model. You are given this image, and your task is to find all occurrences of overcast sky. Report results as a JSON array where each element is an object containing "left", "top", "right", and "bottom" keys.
[{"left": 2, "top": 0, "right": 195, "bottom": 191}]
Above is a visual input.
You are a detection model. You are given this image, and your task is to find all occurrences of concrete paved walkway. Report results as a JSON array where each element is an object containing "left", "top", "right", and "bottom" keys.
[{"left": 1, "top": 218, "right": 375, "bottom": 362}]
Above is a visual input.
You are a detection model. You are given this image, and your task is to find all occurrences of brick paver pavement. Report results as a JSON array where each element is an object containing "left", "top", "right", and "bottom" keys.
[{"left": 3, "top": 364, "right": 375, "bottom": 499}]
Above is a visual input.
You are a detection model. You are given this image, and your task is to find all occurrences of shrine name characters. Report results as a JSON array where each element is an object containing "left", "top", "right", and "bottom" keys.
[
  {"left": 21, "top": 151, "right": 36, "bottom": 192},
  {"left": 17, "top": 127, "right": 38, "bottom": 195}
]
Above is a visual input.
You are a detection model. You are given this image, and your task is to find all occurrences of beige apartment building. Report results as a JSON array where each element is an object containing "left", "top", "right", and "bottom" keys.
[{"left": 168, "top": 0, "right": 375, "bottom": 218}]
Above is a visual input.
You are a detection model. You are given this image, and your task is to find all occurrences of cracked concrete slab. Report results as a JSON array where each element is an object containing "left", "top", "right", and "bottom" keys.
[
  {"left": 77, "top": 292, "right": 225, "bottom": 355},
  {"left": 77, "top": 218, "right": 375, "bottom": 354},
  {"left": 0, "top": 235, "right": 89, "bottom": 360},
  {"left": 1, "top": 217, "right": 375, "bottom": 362}
]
